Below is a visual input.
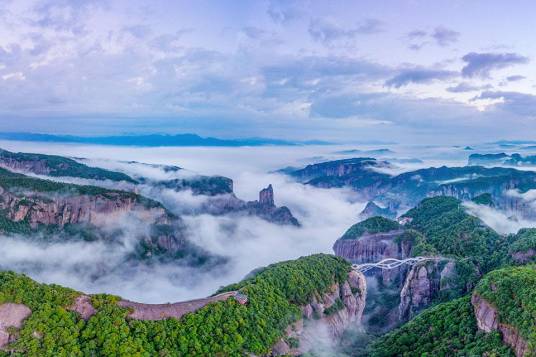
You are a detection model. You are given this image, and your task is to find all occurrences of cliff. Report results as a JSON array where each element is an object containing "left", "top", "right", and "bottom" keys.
[
  {"left": 0, "top": 254, "right": 362, "bottom": 356},
  {"left": 472, "top": 265, "right": 536, "bottom": 357},
  {"left": 270, "top": 270, "right": 367, "bottom": 356},
  {"left": 509, "top": 228, "right": 536, "bottom": 264},
  {"left": 471, "top": 294, "right": 529, "bottom": 357},
  {"left": 200, "top": 184, "right": 300, "bottom": 226},
  {"left": 398, "top": 260, "right": 456, "bottom": 321},
  {"left": 0, "top": 148, "right": 135, "bottom": 182},
  {"left": 359, "top": 201, "right": 397, "bottom": 219},
  {"left": 0, "top": 148, "right": 300, "bottom": 225},
  {"left": 0, "top": 167, "right": 217, "bottom": 265},
  {"left": 333, "top": 229, "right": 408, "bottom": 264}
]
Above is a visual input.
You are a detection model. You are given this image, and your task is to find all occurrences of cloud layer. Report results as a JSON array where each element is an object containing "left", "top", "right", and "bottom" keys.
[{"left": 0, "top": 1, "right": 535, "bottom": 143}]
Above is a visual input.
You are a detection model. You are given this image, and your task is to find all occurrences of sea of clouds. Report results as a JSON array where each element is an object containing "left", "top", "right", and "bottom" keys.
[{"left": 0, "top": 140, "right": 534, "bottom": 303}]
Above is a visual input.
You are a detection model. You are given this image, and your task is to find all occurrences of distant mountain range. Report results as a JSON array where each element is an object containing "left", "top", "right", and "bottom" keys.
[{"left": 0, "top": 132, "right": 331, "bottom": 147}]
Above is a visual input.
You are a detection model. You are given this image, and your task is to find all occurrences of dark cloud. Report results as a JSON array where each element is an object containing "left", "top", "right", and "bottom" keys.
[
  {"left": 385, "top": 68, "right": 457, "bottom": 88},
  {"left": 462, "top": 52, "right": 529, "bottom": 78},
  {"left": 446, "top": 82, "right": 493, "bottom": 93},
  {"left": 308, "top": 18, "right": 383, "bottom": 44},
  {"left": 431, "top": 26, "right": 460, "bottom": 47},
  {"left": 407, "top": 30, "right": 427, "bottom": 40},
  {"left": 263, "top": 55, "right": 390, "bottom": 89},
  {"left": 475, "top": 91, "right": 536, "bottom": 117},
  {"left": 506, "top": 75, "right": 525, "bottom": 82}
]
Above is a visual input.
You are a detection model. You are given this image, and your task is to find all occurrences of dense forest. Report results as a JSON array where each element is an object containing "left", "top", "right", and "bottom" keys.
[
  {"left": 341, "top": 216, "right": 401, "bottom": 239},
  {"left": 0, "top": 254, "right": 351, "bottom": 356},
  {"left": 369, "top": 265, "right": 536, "bottom": 356}
]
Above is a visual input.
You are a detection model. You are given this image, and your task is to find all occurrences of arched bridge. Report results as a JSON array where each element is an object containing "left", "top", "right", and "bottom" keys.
[{"left": 351, "top": 256, "right": 440, "bottom": 273}]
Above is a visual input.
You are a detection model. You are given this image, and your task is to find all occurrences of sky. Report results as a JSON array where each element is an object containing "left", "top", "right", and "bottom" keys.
[{"left": 0, "top": 0, "right": 535, "bottom": 143}]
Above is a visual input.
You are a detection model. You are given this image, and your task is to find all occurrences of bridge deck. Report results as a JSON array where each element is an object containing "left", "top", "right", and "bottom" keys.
[{"left": 351, "top": 256, "right": 443, "bottom": 273}]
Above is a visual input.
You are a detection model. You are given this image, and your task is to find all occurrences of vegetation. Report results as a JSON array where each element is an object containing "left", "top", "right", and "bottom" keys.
[
  {"left": 0, "top": 254, "right": 351, "bottom": 356},
  {"left": 324, "top": 298, "right": 344, "bottom": 316},
  {"left": 475, "top": 265, "right": 536, "bottom": 349},
  {"left": 341, "top": 216, "right": 400, "bottom": 240},
  {"left": 510, "top": 228, "right": 536, "bottom": 258},
  {"left": 0, "top": 167, "right": 161, "bottom": 208},
  {"left": 369, "top": 296, "right": 514, "bottom": 357},
  {"left": 394, "top": 229, "right": 438, "bottom": 257},
  {"left": 472, "top": 192, "right": 494, "bottom": 206},
  {"left": 0, "top": 149, "right": 136, "bottom": 183},
  {"left": 402, "top": 196, "right": 512, "bottom": 273}
]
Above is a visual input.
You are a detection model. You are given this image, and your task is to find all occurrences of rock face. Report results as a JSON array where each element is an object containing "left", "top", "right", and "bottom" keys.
[
  {"left": 511, "top": 249, "right": 535, "bottom": 264},
  {"left": 333, "top": 230, "right": 408, "bottom": 264},
  {"left": 333, "top": 225, "right": 460, "bottom": 332},
  {"left": 69, "top": 295, "right": 97, "bottom": 320},
  {"left": 0, "top": 186, "right": 159, "bottom": 229},
  {"left": 0, "top": 148, "right": 135, "bottom": 182},
  {"left": 471, "top": 293, "right": 530, "bottom": 357},
  {"left": 200, "top": 184, "right": 300, "bottom": 226},
  {"left": 271, "top": 270, "right": 367, "bottom": 356},
  {"left": 398, "top": 260, "right": 456, "bottom": 321},
  {"left": 0, "top": 172, "right": 217, "bottom": 263},
  {"left": 0, "top": 303, "right": 32, "bottom": 348},
  {"left": 359, "top": 201, "right": 397, "bottom": 219},
  {"left": 259, "top": 184, "right": 275, "bottom": 206}
]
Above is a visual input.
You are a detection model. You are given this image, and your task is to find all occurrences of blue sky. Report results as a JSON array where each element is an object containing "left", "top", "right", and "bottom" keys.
[{"left": 0, "top": 0, "right": 535, "bottom": 143}]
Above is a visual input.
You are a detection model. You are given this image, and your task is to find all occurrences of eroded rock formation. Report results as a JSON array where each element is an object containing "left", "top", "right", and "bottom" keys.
[
  {"left": 271, "top": 270, "right": 367, "bottom": 356},
  {"left": 471, "top": 293, "right": 530, "bottom": 357},
  {"left": 0, "top": 303, "right": 31, "bottom": 349},
  {"left": 398, "top": 260, "right": 456, "bottom": 321}
]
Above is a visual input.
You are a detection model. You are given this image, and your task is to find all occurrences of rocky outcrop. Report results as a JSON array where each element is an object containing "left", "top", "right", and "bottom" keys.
[
  {"left": 398, "top": 260, "right": 456, "bottom": 321},
  {"left": 118, "top": 292, "right": 241, "bottom": 321},
  {"left": 333, "top": 230, "right": 409, "bottom": 264},
  {"left": 0, "top": 148, "right": 135, "bottom": 182},
  {"left": 0, "top": 303, "right": 31, "bottom": 348},
  {"left": 200, "top": 184, "right": 300, "bottom": 226},
  {"left": 246, "top": 185, "right": 300, "bottom": 226},
  {"left": 69, "top": 295, "right": 96, "bottom": 320},
  {"left": 471, "top": 293, "right": 530, "bottom": 357},
  {"left": 259, "top": 184, "right": 275, "bottom": 206},
  {"left": 0, "top": 186, "right": 161, "bottom": 229},
  {"left": 360, "top": 201, "right": 397, "bottom": 219},
  {"left": 511, "top": 249, "right": 535, "bottom": 264},
  {"left": 271, "top": 270, "right": 367, "bottom": 356},
  {"left": 69, "top": 292, "right": 244, "bottom": 322}
]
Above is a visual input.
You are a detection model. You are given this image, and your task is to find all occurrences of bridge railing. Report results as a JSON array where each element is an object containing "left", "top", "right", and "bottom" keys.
[{"left": 351, "top": 256, "right": 442, "bottom": 273}]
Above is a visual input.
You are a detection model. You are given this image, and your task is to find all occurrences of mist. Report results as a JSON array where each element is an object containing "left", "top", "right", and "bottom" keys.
[
  {"left": 0, "top": 141, "right": 371, "bottom": 303},
  {"left": 1, "top": 140, "right": 536, "bottom": 304}
]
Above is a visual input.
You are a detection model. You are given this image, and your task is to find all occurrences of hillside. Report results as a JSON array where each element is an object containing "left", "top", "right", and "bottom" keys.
[
  {"left": 369, "top": 265, "right": 536, "bottom": 357},
  {"left": 0, "top": 149, "right": 136, "bottom": 183},
  {"left": 284, "top": 158, "right": 536, "bottom": 218},
  {"left": 0, "top": 166, "right": 217, "bottom": 266},
  {"left": 368, "top": 295, "right": 514, "bottom": 356},
  {"left": 0, "top": 149, "right": 300, "bottom": 225},
  {"left": 0, "top": 254, "right": 365, "bottom": 356}
]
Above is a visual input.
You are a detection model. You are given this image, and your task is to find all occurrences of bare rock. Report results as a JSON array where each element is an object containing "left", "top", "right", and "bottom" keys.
[
  {"left": 399, "top": 265, "right": 431, "bottom": 321},
  {"left": 259, "top": 184, "right": 275, "bottom": 207},
  {"left": 332, "top": 230, "right": 409, "bottom": 264},
  {"left": 302, "top": 304, "right": 313, "bottom": 319},
  {"left": 471, "top": 293, "right": 530, "bottom": 357},
  {"left": 0, "top": 303, "right": 32, "bottom": 348},
  {"left": 69, "top": 295, "right": 96, "bottom": 320},
  {"left": 271, "top": 339, "right": 290, "bottom": 356},
  {"left": 511, "top": 249, "right": 535, "bottom": 264}
]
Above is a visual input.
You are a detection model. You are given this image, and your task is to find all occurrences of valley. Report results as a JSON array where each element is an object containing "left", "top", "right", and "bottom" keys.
[{"left": 0, "top": 142, "right": 533, "bottom": 356}]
